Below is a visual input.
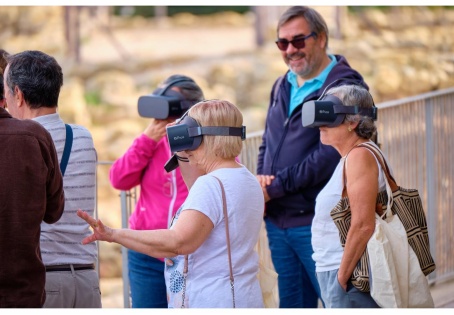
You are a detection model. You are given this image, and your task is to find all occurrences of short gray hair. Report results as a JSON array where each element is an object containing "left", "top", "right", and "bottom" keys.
[
  {"left": 326, "top": 85, "right": 377, "bottom": 139},
  {"left": 5, "top": 50, "right": 63, "bottom": 109}
]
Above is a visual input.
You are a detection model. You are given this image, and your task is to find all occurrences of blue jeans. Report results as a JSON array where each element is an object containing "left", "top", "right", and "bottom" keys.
[
  {"left": 265, "top": 218, "right": 323, "bottom": 308},
  {"left": 128, "top": 249, "right": 167, "bottom": 308},
  {"left": 317, "top": 269, "right": 379, "bottom": 308}
]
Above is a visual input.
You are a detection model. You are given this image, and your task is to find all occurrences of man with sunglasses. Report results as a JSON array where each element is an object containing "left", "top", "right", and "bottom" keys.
[{"left": 256, "top": 6, "right": 369, "bottom": 308}]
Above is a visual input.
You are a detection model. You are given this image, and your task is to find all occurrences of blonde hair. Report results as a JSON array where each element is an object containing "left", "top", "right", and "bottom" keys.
[{"left": 188, "top": 99, "right": 243, "bottom": 159}]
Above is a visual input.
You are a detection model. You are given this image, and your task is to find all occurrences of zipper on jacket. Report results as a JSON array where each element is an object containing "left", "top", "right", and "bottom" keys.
[
  {"left": 283, "top": 117, "right": 289, "bottom": 127},
  {"left": 271, "top": 117, "right": 290, "bottom": 174}
]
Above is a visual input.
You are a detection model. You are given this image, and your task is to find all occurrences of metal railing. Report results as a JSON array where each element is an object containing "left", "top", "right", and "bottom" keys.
[
  {"left": 374, "top": 87, "right": 454, "bottom": 285},
  {"left": 99, "top": 87, "right": 454, "bottom": 307},
  {"left": 118, "top": 189, "right": 136, "bottom": 308},
  {"left": 95, "top": 161, "right": 135, "bottom": 308}
]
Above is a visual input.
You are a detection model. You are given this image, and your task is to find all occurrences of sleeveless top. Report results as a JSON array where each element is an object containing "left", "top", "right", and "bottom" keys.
[{"left": 311, "top": 141, "right": 391, "bottom": 272}]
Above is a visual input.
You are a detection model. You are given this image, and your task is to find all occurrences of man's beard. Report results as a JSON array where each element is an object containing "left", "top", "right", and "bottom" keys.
[{"left": 286, "top": 52, "right": 316, "bottom": 78}]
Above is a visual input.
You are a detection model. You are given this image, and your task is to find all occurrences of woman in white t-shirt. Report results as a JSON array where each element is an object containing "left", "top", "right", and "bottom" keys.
[{"left": 77, "top": 99, "right": 264, "bottom": 308}]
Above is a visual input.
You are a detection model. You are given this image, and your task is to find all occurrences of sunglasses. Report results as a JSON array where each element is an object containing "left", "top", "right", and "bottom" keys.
[{"left": 275, "top": 32, "right": 316, "bottom": 51}]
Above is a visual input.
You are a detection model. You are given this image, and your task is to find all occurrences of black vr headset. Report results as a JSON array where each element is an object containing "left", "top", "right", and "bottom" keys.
[
  {"left": 164, "top": 109, "right": 246, "bottom": 172},
  {"left": 301, "top": 79, "right": 378, "bottom": 128},
  {"left": 302, "top": 94, "right": 377, "bottom": 128},
  {"left": 137, "top": 78, "right": 198, "bottom": 119}
]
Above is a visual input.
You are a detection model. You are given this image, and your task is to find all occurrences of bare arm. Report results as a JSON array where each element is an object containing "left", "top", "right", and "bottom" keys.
[
  {"left": 337, "top": 148, "right": 378, "bottom": 290},
  {"left": 77, "top": 208, "right": 214, "bottom": 258}
]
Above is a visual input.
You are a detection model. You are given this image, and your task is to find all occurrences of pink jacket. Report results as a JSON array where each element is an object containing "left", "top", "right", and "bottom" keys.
[{"left": 109, "top": 134, "right": 188, "bottom": 231}]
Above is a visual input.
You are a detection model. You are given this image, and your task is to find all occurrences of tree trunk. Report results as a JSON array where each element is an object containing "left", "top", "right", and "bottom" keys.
[{"left": 64, "top": 6, "right": 81, "bottom": 63}]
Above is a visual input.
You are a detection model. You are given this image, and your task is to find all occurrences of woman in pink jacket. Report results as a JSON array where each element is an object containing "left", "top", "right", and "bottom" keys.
[{"left": 109, "top": 74, "right": 204, "bottom": 308}]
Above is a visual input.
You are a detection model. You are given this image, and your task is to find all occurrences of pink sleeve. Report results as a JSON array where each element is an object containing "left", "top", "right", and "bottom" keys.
[{"left": 109, "top": 134, "right": 158, "bottom": 190}]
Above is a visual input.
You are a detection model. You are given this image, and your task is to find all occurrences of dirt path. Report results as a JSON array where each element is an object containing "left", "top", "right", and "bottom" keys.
[{"left": 81, "top": 25, "right": 256, "bottom": 65}]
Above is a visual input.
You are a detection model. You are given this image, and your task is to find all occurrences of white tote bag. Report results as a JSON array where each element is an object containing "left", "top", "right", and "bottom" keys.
[
  {"left": 368, "top": 211, "right": 407, "bottom": 307},
  {"left": 255, "top": 222, "right": 279, "bottom": 308},
  {"left": 368, "top": 180, "right": 434, "bottom": 308}
]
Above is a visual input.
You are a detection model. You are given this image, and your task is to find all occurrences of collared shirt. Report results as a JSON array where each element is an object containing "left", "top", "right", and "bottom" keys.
[{"left": 287, "top": 54, "right": 337, "bottom": 116}]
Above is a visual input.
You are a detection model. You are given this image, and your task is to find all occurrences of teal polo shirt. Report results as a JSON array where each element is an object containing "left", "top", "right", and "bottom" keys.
[{"left": 287, "top": 54, "right": 337, "bottom": 116}]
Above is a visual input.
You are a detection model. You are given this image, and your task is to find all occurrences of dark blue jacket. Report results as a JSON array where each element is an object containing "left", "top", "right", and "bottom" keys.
[{"left": 257, "top": 55, "right": 368, "bottom": 229}]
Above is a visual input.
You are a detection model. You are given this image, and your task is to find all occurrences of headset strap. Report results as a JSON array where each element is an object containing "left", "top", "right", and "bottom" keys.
[
  {"left": 187, "top": 126, "right": 246, "bottom": 140},
  {"left": 158, "top": 78, "right": 195, "bottom": 96},
  {"left": 333, "top": 105, "right": 377, "bottom": 119},
  {"left": 60, "top": 124, "right": 73, "bottom": 176}
]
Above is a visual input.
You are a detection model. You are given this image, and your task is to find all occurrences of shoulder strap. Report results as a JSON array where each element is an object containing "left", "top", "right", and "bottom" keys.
[
  {"left": 341, "top": 142, "right": 398, "bottom": 198},
  {"left": 60, "top": 124, "right": 73, "bottom": 176},
  {"left": 212, "top": 175, "right": 235, "bottom": 308},
  {"left": 181, "top": 175, "right": 236, "bottom": 308},
  {"left": 356, "top": 142, "right": 399, "bottom": 216},
  {"left": 356, "top": 142, "right": 398, "bottom": 191}
]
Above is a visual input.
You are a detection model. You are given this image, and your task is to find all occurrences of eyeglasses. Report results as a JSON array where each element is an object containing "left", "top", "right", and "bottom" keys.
[{"left": 275, "top": 32, "right": 316, "bottom": 51}]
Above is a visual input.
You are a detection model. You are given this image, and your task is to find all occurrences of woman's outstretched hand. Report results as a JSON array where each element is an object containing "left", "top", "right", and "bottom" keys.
[{"left": 77, "top": 209, "right": 115, "bottom": 244}]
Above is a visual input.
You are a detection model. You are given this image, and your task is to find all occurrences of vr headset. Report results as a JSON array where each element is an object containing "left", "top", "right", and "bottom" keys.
[
  {"left": 164, "top": 110, "right": 246, "bottom": 172},
  {"left": 302, "top": 94, "right": 377, "bottom": 128},
  {"left": 138, "top": 78, "right": 198, "bottom": 119}
]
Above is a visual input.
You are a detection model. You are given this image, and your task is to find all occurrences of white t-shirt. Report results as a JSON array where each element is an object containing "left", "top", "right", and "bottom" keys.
[
  {"left": 312, "top": 142, "right": 389, "bottom": 272},
  {"left": 165, "top": 166, "right": 264, "bottom": 308}
]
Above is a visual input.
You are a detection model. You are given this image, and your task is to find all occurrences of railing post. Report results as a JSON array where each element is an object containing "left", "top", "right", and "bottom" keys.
[
  {"left": 120, "top": 190, "right": 131, "bottom": 308},
  {"left": 425, "top": 97, "right": 437, "bottom": 283}
]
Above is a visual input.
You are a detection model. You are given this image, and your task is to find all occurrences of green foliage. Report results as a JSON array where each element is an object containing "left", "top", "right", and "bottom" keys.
[
  {"left": 84, "top": 91, "right": 101, "bottom": 106},
  {"left": 348, "top": 5, "right": 454, "bottom": 14},
  {"left": 167, "top": 6, "right": 251, "bottom": 16},
  {"left": 427, "top": 6, "right": 454, "bottom": 10},
  {"left": 348, "top": 6, "right": 393, "bottom": 14},
  {"left": 114, "top": 6, "right": 252, "bottom": 17}
]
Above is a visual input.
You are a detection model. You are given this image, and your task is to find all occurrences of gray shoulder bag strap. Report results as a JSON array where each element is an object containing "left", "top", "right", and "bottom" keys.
[{"left": 181, "top": 175, "right": 235, "bottom": 308}]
